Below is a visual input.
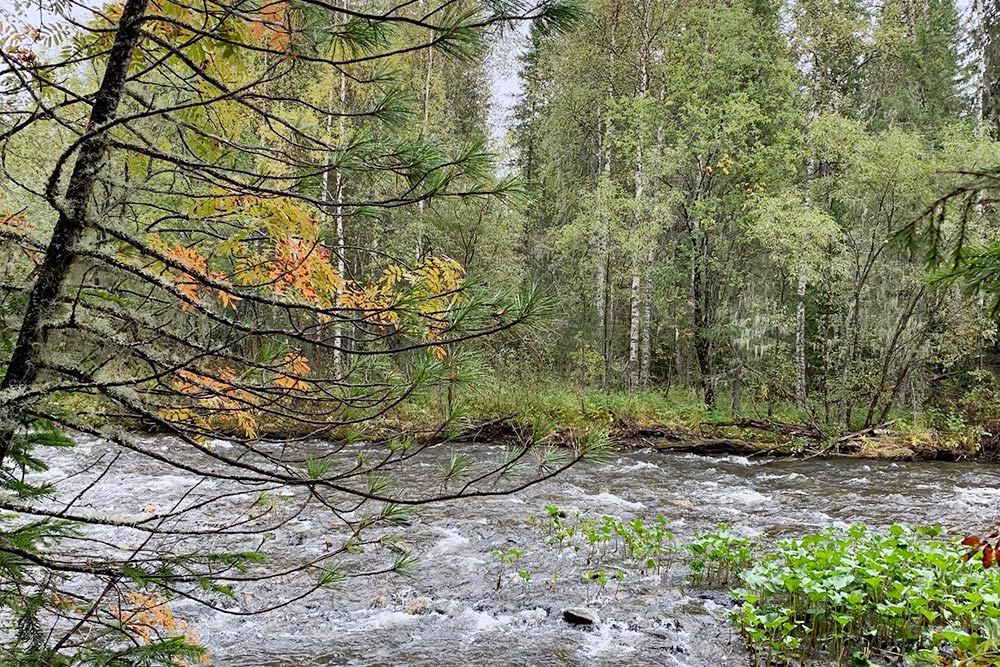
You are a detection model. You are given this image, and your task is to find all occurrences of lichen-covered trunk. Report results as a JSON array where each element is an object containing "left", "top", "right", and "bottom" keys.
[
  {"left": 692, "top": 232, "right": 714, "bottom": 407},
  {"left": 795, "top": 273, "right": 807, "bottom": 408},
  {"left": 0, "top": 0, "right": 150, "bottom": 465}
]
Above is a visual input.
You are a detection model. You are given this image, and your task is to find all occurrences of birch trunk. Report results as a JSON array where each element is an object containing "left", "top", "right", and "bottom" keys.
[
  {"left": 640, "top": 247, "right": 654, "bottom": 389},
  {"left": 628, "top": 273, "right": 642, "bottom": 390},
  {"left": 640, "top": 82, "right": 664, "bottom": 391},
  {"left": 627, "top": 0, "right": 650, "bottom": 392},
  {"left": 332, "top": 66, "right": 347, "bottom": 378}
]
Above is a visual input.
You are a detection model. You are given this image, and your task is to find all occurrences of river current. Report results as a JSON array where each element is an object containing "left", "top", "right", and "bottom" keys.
[{"left": 31, "top": 437, "right": 1000, "bottom": 666}]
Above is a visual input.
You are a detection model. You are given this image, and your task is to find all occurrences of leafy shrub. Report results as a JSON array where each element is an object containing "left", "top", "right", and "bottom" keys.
[{"left": 733, "top": 524, "right": 1000, "bottom": 666}]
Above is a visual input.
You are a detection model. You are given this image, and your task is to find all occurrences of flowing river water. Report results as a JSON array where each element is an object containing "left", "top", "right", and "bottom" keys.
[{"left": 32, "top": 437, "right": 1000, "bottom": 666}]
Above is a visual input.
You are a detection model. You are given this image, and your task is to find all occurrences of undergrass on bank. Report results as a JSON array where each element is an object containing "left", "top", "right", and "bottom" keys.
[
  {"left": 374, "top": 373, "right": 991, "bottom": 460},
  {"left": 386, "top": 375, "right": 818, "bottom": 435}
]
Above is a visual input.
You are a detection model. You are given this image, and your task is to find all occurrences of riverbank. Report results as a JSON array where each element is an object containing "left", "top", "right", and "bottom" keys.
[{"left": 376, "top": 381, "right": 994, "bottom": 463}]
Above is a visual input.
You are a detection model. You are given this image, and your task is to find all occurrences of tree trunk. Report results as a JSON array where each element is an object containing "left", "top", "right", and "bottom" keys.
[
  {"left": 794, "top": 273, "right": 807, "bottom": 408},
  {"left": 596, "top": 221, "right": 608, "bottom": 388},
  {"left": 332, "top": 66, "right": 348, "bottom": 379},
  {"left": 731, "top": 345, "right": 743, "bottom": 416},
  {"left": 984, "top": 0, "right": 1000, "bottom": 136},
  {"left": 692, "top": 232, "right": 714, "bottom": 407},
  {"left": 416, "top": 21, "right": 433, "bottom": 252},
  {"left": 640, "top": 82, "right": 663, "bottom": 392},
  {"left": 0, "top": 0, "right": 150, "bottom": 465},
  {"left": 628, "top": 272, "right": 641, "bottom": 390},
  {"left": 627, "top": 0, "right": 650, "bottom": 392},
  {"left": 597, "top": 134, "right": 612, "bottom": 388},
  {"left": 640, "top": 247, "right": 654, "bottom": 389},
  {"left": 597, "top": 106, "right": 612, "bottom": 389},
  {"left": 602, "top": 251, "right": 613, "bottom": 388},
  {"left": 598, "top": 11, "right": 617, "bottom": 390}
]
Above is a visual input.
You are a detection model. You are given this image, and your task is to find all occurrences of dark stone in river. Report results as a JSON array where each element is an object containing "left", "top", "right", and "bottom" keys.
[{"left": 562, "top": 607, "right": 598, "bottom": 626}]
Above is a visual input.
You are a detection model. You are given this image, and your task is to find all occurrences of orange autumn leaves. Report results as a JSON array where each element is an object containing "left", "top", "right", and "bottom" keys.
[
  {"left": 157, "top": 240, "right": 240, "bottom": 313},
  {"left": 246, "top": 0, "right": 295, "bottom": 53},
  {"left": 150, "top": 216, "right": 464, "bottom": 435},
  {"left": 112, "top": 592, "right": 208, "bottom": 666},
  {"left": 274, "top": 351, "right": 310, "bottom": 391},
  {"left": 160, "top": 352, "right": 311, "bottom": 438},
  {"left": 266, "top": 237, "right": 343, "bottom": 303},
  {"left": 156, "top": 233, "right": 465, "bottom": 327}
]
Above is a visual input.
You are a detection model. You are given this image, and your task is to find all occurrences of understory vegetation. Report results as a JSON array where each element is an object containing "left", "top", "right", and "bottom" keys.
[
  {"left": 385, "top": 373, "right": 1000, "bottom": 462},
  {"left": 733, "top": 526, "right": 1000, "bottom": 667}
]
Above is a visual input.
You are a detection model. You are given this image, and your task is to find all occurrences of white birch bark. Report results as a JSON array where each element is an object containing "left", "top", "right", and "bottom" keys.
[
  {"left": 332, "top": 65, "right": 347, "bottom": 379},
  {"left": 640, "top": 246, "right": 654, "bottom": 389},
  {"left": 627, "top": 0, "right": 650, "bottom": 391}
]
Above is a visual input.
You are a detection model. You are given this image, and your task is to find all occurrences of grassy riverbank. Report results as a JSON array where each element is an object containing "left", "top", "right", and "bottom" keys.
[
  {"left": 373, "top": 377, "right": 993, "bottom": 462},
  {"left": 70, "top": 372, "right": 991, "bottom": 462}
]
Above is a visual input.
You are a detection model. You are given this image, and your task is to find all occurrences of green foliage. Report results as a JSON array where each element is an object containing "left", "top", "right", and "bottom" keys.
[
  {"left": 733, "top": 525, "right": 1000, "bottom": 666},
  {"left": 529, "top": 504, "right": 679, "bottom": 576},
  {"left": 687, "top": 524, "right": 756, "bottom": 587},
  {"left": 491, "top": 546, "right": 525, "bottom": 590},
  {"left": 2, "top": 420, "right": 75, "bottom": 499}
]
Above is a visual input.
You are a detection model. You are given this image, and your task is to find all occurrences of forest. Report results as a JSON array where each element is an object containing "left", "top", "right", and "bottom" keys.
[{"left": 3, "top": 0, "right": 1000, "bottom": 665}]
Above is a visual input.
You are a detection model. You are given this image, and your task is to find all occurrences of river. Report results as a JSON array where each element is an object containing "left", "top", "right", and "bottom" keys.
[{"left": 29, "top": 437, "right": 1000, "bottom": 666}]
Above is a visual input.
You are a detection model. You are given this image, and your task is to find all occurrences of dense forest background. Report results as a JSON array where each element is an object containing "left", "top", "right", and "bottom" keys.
[
  {"left": 395, "top": 0, "right": 1000, "bottom": 434},
  {"left": 5, "top": 0, "right": 1000, "bottom": 437}
]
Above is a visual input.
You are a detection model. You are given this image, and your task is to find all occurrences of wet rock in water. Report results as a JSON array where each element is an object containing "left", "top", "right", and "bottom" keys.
[
  {"left": 562, "top": 607, "right": 598, "bottom": 626},
  {"left": 404, "top": 596, "right": 433, "bottom": 615},
  {"left": 697, "top": 591, "right": 740, "bottom": 608},
  {"left": 519, "top": 607, "right": 549, "bottom": 623}
]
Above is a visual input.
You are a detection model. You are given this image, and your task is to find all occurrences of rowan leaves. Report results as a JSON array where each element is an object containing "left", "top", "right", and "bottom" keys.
[
  {"left": 275, "top": 351, "right": 311, "bottom": 391},
  {"left": 112, "top": 592, "right": 209, "bottom": 666},
  {"left": 170, "top": 366, "right": 260, "bottom": 437}
]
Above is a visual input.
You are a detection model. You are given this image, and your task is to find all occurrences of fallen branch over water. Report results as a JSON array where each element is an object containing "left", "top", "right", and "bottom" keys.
[
  {"left": 710, "top": 418, "right": 825, "bottom": 440},
  {"left": 410, "top": 414, "right": 977, "bottom": 463}
]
